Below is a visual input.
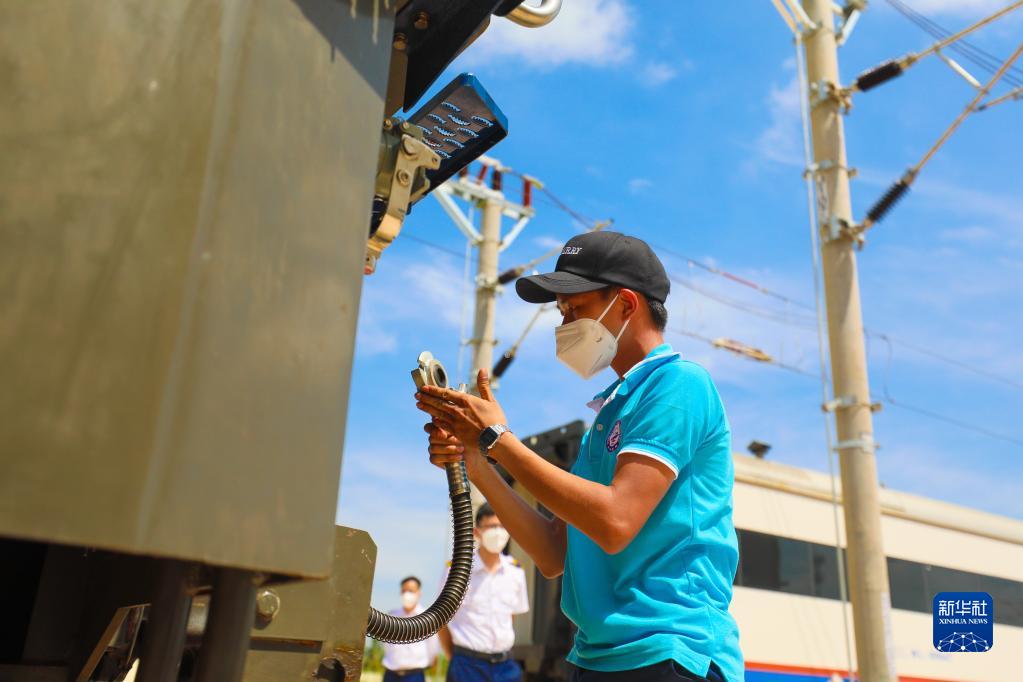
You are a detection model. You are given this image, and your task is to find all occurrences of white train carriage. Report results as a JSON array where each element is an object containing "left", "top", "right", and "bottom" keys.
[{"left": 733, "top": 453, "right": 1023, "bottom": 682}]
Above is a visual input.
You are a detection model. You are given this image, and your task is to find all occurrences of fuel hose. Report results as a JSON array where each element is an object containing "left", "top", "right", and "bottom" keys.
[
  {"left": 366, "top": 463, "right": 473, "bottom": 643},
  {"left": 366, "top": 353, "right": 475, "bottom": 643}
]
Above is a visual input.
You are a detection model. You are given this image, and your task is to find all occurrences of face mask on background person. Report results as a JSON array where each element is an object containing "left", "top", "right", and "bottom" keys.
[
  {"left": 480, "top": 526, "right": 510, "bottom": 554},
  {"left": 555, "top": 293, "right": 631, "bottom": 379},
  {"left": 401, "top": 590, "right": 418, "bottom": 610}
]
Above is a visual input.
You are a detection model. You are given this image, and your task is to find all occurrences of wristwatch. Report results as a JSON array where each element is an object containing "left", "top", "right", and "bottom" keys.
[{"left": 479, "top": 424, "right": 511, "bottom": 464}]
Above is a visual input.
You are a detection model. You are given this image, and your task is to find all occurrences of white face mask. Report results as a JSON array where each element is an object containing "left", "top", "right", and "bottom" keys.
[
  {"left": 479, "top": 526, "right": 510, "bottom": 554},
  {"left": 555, "top": 294, "right": 631, "bottom": 379},
  {"left": 401, "top": 590, "right": 418, "bottom": 610}
]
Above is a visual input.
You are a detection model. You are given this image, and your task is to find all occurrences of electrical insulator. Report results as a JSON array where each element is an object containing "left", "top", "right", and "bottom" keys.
[{"left": 493, "top": 351, "right": 514, "bottom": 379}]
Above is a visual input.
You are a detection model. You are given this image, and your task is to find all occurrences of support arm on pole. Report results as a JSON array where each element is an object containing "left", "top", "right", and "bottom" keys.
[
  {"left": 499, "top": 215, "right": 531, "bottom": 252},
  {"left": 434, "top": 183, "right": 482, "bottom": 244}
]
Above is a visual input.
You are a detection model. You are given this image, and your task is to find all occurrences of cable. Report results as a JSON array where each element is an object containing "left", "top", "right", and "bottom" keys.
[
  {"left": 873, "top": 333, "right": 1023, "bottom": 391},
  {"left": 402, "top": 232, "right": 467, "bottom": 258},
  {"left": 670, "top": 325, "right": 1023, "bottom": 447},
  {"left": 795, "top": 29, "right": 855, "bottom": 681},
  {"left": 862, "top": 41, "right": 1023, "bottom": 227},
  {"left": 519, "top": 183, "right": 1023, "bottom": 445},
  {"left": 887, "top": 0, "right": 1023, "bottom": 85},
  {"left": 880, "top": 396, "right": 1023, "bottom": 446},
  {"left": 492, "top": 304, "right": 556, "bottom": 380},
  {"left": 669, "top": 274, "right": 820, "bottom": 329},
  {"left": 654, "top": 244, "right": 816, "bottom": 312},
  {"left": 522, "top": 175, "right": 1023, "bottom": 393},
  {"left": 884, "top": 0, "right": 1023, "bottom": 88},
  {"left": 457, "top": 237, "right": 473, "bottom": 384},
  {"left": 977, "top": 83, "right": 1023, "bottom": 111},
  {"left": 497, "top": 219, "right": 612, "bottom": 286},
  {"left": 668, "top": 327, "right": 817, "bottom": 378}
]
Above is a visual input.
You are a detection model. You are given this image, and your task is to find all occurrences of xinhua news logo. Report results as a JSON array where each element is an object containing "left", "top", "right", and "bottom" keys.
[{"left": 933, "top": 592, "right": 993, "bottom": 653}]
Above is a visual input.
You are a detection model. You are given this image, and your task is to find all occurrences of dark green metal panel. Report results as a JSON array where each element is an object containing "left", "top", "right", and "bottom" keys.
[
  {"left": 244, "top": 527, "right": 378, "bottom": 681},
  {"left": 0, "top": 0, "right": 392, "bottom": 577}
]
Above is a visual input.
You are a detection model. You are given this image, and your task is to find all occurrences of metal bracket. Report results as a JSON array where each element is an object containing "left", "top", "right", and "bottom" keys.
[
  {"left": 823, "top": 395, "right": 883, "bottom": 412},
  {"left": 803, "top": 159, "right": 858, "bottom": 179},
  {"left": 833, "top": 434, "right": 879, "bottom": 453},
  {"left": 820, "top": 215, "right": 866, "bottom": 249},
  {"left": 365, "top": 124, "right": 441, "bottom": 274},
  {"left": 809, "top": 79, "right": 853, "bottom": 113},
  {"left": 474, "top": 273, "right": 502, "bottom": 294}
]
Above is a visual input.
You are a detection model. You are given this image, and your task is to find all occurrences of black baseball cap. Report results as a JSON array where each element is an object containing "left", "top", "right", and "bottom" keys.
[{"left": 515, "top": 231, "right": 670, "bottom": 304}]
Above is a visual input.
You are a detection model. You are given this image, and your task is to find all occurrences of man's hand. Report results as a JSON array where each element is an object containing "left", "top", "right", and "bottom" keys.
[
  {"left": 424, "top": 421, "right": 484, "bottom": 473},
  {"left": 415, "top": 369, "right": 508, "bottom": 470}
]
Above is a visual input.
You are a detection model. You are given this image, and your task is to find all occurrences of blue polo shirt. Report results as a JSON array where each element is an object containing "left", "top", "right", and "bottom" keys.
[{"left": 561, "top": 343, "right": 743, "bottom": 681}]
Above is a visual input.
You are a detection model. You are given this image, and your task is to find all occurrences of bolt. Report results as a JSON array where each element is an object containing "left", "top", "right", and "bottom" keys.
[
  {"left": 400, "top": 120, "right": 411, "bottom": 132},
  {"left": 392, "top": 33, "right": 408, "bottom": 51},
  {"left": 255, "top": 588, "right": 281, "bottom": 622},
  {"left": 383, "top": 118, "right": 393, "bottom": 131},
  {"left": 414, "top": 12, "right": 430, "bottom": 30},
  {"left": 396, "top": 169, "right": 412, "bottom": 187}
]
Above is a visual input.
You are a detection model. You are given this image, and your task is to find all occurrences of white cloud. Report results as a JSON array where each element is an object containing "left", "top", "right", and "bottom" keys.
[
  {"left": 464, "top": 0, "right": 635, "bottom": 69},
  {"left": 532, "top": 234, "right": 565, "bottom": 250},
  {"left": 752, "top": 61, "right": 804, "bottom": 168},
  {"left": 627, "top": 177, "right": 652, "bottom": 195},
  {"left": 640, "top": 61, "right": 678, "bottom": 87},
  {"left": 938, "top": 224, "right": 995, "bottom": 244},
  {"left": 355, "top": 253, "right": 465, "bottom": 359}
]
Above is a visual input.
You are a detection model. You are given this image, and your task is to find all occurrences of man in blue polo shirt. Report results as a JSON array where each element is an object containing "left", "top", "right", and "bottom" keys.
[{"left": 415, "top": 231, "right": 743, "bottom": 681}]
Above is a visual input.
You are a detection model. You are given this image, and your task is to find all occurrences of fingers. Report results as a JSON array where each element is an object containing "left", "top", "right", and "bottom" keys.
[
  {"left": 419, "top": 384, "right": 469, "bottom": 405},
  {"left": 476, "top": 369, "right": 494, "bottom": 402},
  {"left": 415, "top": 391, "right": 463, "bottom": 418},
  {"left": 416, "top": 399, "right": 456, "bottom": 423},
  {"left": 429, "top": 441, "right": 464, "bottom": 457},
  {"left": 424, "top": 420, "right": 460, "bottom": 444}
]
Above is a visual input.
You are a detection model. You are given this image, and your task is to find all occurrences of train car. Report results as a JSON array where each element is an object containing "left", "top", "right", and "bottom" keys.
[
  {"left": 733, "top": 453, "right": 1022, "bottom": 682},
  {"left": 510, "top": 424, "right": 1023, "bottom": 682}
]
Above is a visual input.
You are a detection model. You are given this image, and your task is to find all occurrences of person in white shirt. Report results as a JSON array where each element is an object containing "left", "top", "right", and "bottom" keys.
[
  {"left": 440, "top": 503, "right": 529, "bottom": 682},
  {"left": 382, "top": 576, "right": 439, "bottom": 682}
]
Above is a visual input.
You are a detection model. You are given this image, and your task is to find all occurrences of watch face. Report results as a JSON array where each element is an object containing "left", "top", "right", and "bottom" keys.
[{"left": 480, "top": 428, "right": 498, "bottom": 449}]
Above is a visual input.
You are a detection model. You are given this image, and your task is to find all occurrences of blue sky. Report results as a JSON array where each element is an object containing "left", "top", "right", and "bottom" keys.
[{"left": 339, "top": 0, "right": 1023, "bottom": 608}]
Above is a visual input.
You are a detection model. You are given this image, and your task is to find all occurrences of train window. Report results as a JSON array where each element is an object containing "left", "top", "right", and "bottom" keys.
[
  {"left": 777, "top": 536, "right": 813, "bottom": 595},
  {"left": 811, "top": 544, "right": 845, "bottom": 600},
  {"left": 925, "top": 564, "right": 977, "bottom": 595},
  {"left": 737, "top": 530, "right": 782, "bottom": 591},
  {"left": 988, "top": 577, "right": 1023, "bottom": 628},
  {"left": 736, "top": 530, "right": 812, "bottom": 596},
  {"left": 888, "top": 557, "right": 928, "bottom": 613},
  {"left": 735, "top": 528, "right": 1023, "bottom": 627},
  {"left": 740, "top": 527, "right": 1018, "bottom": 629}
]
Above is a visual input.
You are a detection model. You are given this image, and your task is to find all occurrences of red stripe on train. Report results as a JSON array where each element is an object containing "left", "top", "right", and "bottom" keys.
[{"left": 745, "top": 661, "right": 960, "bottom": 682}]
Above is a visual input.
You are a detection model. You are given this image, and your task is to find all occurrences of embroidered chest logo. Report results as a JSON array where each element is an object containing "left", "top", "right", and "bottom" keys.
[{"left": 605, "top": 420, "right": 622, "bottom": 452}]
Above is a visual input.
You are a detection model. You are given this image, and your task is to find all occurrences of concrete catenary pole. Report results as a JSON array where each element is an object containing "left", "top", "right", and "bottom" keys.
[
  {"left": 802, "top": 1, "right": 894, "bottom": 679},
  {"left": 470, "top": 169, "right": 503, "bottom": 390},
  {"left": 465, "top": 169, "right": 504, "bottom": 512}
]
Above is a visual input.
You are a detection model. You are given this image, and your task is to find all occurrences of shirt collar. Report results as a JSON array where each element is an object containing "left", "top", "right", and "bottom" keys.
[
  {"left": 587, "top": 343, "right": 680, "bottom": 412},
  {"left": 472, "top": 550, "right": 507, "bottom": 574}
]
